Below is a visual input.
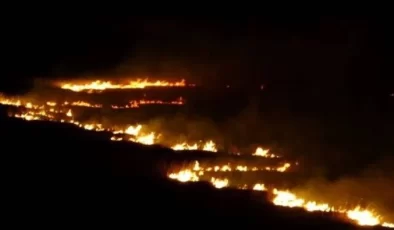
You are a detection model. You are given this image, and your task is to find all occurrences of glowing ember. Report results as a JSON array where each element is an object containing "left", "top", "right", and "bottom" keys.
[{"left": 111, "top": 97, "right": 185, "bottom": 109}]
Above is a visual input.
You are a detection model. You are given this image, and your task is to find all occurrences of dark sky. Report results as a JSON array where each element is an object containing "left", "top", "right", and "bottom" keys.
[{"left": 1, "top": 16, "right": 392, "bottom": 95}]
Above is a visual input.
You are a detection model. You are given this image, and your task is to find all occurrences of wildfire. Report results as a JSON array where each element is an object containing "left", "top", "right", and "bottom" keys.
[
  {"left": 58, "top": 79, "right": 192, "bottom": 92},
  {"left": 1, "top": 92, "right": 393, "bottom": 228},
  {"left": 0, "top": 95, "right": 213, "bottom": 148},
  {"left": 172, "top": 161, "right": 291, "bottom": 175},
  {"left": 0, "top": 94, "right": 184, "bottom": 110},
  {"left": 167, "top": 168, "right": 394, "bottom": 228}
]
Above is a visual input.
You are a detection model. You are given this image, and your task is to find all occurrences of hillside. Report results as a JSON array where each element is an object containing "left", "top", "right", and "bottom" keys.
[{"left": 1, "top": 106, "right": 385, "bottom": 229}]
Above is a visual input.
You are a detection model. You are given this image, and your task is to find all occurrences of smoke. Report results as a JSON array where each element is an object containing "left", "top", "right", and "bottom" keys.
[
  {"left": 135, "top": 95, "right": 394, "bottom": 221},
  {"left": 6, "top": 76, "right": 394, "bottom": 222},
  {"left": 291, "top": 155, "right": 394, "bottom": 221}
]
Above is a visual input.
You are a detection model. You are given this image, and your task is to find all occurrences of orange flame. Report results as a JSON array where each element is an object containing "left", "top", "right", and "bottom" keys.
[{"left": 58, "top": 79, "right": 193, "bottom": 92}]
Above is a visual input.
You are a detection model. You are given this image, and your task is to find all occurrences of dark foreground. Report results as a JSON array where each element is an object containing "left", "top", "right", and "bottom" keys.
[{"left": 0, "top": 108, "right": 385, "bottom": 229}]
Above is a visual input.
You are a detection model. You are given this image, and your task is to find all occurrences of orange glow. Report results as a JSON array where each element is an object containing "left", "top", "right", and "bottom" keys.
[
  {"left": 168, "top": 168, "right": 393, "bottom": 228},
  {"left": 57, "top": 79, "right": 193, "bottom": 92},
  {"left": 1, "top": 92, "right": 393, "bottom": 228}
]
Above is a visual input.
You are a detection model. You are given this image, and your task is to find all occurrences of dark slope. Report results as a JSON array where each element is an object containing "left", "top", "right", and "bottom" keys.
[{"left": 0, "top": 107, "right": 383, "bottom": 229}]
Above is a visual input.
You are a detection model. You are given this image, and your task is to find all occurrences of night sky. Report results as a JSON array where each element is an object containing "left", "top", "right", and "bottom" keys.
[{"left": 1, "top": 16, "right": 392, "bottom": 95}]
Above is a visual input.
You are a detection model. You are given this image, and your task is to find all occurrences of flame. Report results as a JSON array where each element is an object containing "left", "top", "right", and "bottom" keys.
[
  {"left": 66, "top": 109, "right": 72, "bottom": 117},
  {"left": 71, "top": 101, "right": 102, "bottom": 108},
  {"left": 171, "top": 140, "right": 217, "bottom": 152},
  {"left": 169, "top": 161, "right": 291, "bottom": 176},
  {"left": 346, "top": 207, "right": 381, "bottom": 226},
  {"left": 0, "top": 95, "right": 211, "bottom": 148},
  {"left": 167, "top": 161, "right": 393, "bottom": 228},
  {"left": 1, "top": 93, "right": 393, "bottom": 228},
  {"left": 0, "top": 94, "right": 183, "bottom": 111},
  {"left": 111, "top": 97, "right": 185, "bottom": 109},
  {"left": 384, "top": 223, "right": 394, "bottom": 228},
  {"left": 172, "top": 143, "right": 199, "bottom": 151},
  {"left": 252, "top": 147, "right": 279, "bottom": 158},
  {"left": 202, "top": 140, "right": 217, "bottom": 152},
  {"left": 124, "top": 125, "right": 142, "bottom": 136},
  {"left": 168, "top": 170, "right": 199, "bottom": 182},
  {"left": 58, "top": 79, "right": 193, "bottom": 92},
  {"left": 111, "top": 124, "right": 157, "bottom": 145},
  {"left": 210, "top": 177, "right": 229, "bottom": 188},
  {"left": 253, "top": 184, "right": 266, "bottom": 191}
]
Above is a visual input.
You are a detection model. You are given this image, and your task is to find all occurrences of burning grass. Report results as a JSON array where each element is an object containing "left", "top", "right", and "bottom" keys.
[
  {"left": 1, "top": 81, "right": 393, "bottom": 228},
  {"left": 55, "top": 78, "right": 195, "bottom": 92}
]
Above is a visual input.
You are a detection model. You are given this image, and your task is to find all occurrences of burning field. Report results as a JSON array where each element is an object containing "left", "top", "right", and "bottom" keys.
[{"left": 1, "top": 78, "right": 393, "bottom": 228}]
